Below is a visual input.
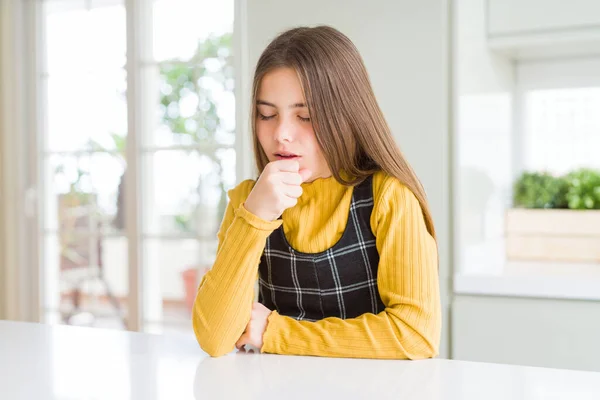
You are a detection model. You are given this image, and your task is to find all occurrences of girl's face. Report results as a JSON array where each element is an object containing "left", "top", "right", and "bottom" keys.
[{"left": 255, "top": 67, "right": 331, "bottom": 182}]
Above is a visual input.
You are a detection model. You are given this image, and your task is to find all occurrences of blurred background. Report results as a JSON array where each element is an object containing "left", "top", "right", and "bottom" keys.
[{"left": 1, "top": 0, "right": 599, "bottom": 373}]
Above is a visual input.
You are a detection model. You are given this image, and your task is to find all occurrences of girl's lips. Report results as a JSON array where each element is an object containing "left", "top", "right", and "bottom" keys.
[
  {"left": 275, "top": 155, "right": 301, "bottom": 160},
  {"left": 274, "top": 152, "right": 300, "bottom": 160}
]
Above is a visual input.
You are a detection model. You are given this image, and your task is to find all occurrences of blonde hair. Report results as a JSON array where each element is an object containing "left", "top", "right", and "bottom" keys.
[{"left": 250, "top": 26, "right": 436, "bottom": 238}]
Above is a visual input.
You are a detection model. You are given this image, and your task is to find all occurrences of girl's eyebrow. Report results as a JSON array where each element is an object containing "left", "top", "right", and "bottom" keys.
[
  {"left": 257, "top": 99, "right": 307, "bottom": 109},
  {"left": 288, "top": 102, "right": 307, "bottom": 109}
]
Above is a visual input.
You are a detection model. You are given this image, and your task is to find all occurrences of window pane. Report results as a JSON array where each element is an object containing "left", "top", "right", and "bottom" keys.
[
  {"left": 139, "top": 0, "right": 235, "bottom": 336},
  {"left": 152, "top": 0, "right": 234, "bottom": 62},
  {"left": 142, "top": 150, "right": 234, "bottom": 236},
  {"left": 45, "top": 71, "right": 127, "bottom": 152},
  {"left": 145, "top": 44, "right": 235, "bottom": 148},
  {"left": 45, "top": 2, "right": 126, "bottom": 75},
  {"left": 524, "top": 87, "right": 600, "bottom": 174},
  {"left": 45, "top": 153, "right": 126, "bottom": 235},
  {"left": 142, "top": 238, "right": 217, "bottom": 331},
  {"left": 41, "top": 0, "right": 128, "bottom": 331},
  {"left": 44, "top": 2, "right": 127, "bottom": 152},
  {"left": 43, "top": 233, "right": 128, "bottom": 329}
]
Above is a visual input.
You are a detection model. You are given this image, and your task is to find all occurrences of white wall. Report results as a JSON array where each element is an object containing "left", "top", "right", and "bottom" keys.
[{"left": 238, "top": 0, "right": 452, "bottom": 357}]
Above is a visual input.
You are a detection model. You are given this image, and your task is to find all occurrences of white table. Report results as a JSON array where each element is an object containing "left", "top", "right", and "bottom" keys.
[{"left": 1, "top": 320, "right": 600, "bottom": 399}]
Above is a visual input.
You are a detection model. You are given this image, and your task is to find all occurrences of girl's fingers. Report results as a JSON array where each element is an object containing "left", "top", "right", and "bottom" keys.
[
  {"left": 283, "top": 184, "right": 303, "bottom": 198},
  {"left": 280, "top": 172, "right": 303, "bottom": 185},
  {"left": 235, "top": 333, "right": 248, "bottom": 350}
]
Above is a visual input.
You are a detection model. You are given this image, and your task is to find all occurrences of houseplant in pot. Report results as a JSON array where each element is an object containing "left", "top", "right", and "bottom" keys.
[{"left": 506, "top": 168, "right": 600, "bottom": 263}]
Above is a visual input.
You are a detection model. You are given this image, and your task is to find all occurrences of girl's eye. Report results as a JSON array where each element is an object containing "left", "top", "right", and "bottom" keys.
[
  {"left": 258, "top": 113, "right": 275, "bottom": 121},
  {"left": 298, "top": 116, "right": 311, "bottom": 122}
]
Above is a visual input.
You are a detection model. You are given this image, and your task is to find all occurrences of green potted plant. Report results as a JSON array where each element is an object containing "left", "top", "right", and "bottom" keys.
[
  {"left": 512, "top": 171, "right": 568, "bottom": 209},
  {"left": 506, "top": 168, "right": 600, "bottom": 263},
  {"left": 564, "top": 168, "right": 600, "bottom": 210}
]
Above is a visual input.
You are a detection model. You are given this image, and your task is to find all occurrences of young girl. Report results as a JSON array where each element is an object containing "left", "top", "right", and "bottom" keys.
[{"left": 193, "top": 25, "right": 441, "bottom": 359}]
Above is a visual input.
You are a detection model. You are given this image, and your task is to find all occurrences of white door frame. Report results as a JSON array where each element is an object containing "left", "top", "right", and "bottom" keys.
[{"left": 0, "top": 0, "right": 41, "bottom": 322}]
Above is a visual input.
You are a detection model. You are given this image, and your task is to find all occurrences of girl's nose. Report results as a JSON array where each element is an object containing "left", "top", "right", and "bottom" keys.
[{"left": 274, "top": 121, "right": 293, "bottom": 143}]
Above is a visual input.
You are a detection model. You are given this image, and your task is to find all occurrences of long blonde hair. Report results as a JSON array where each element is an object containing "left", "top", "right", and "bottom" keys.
[{"left": 250, "top": 26, "right": 436, "bottom": 239}]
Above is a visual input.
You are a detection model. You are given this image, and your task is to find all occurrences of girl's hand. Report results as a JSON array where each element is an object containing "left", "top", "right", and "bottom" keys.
[
  {"left": 235, "top": 302, "right": 272, "bottom": 351},
  {"left": 244, "top": 160, "right": 311, "bottom": 221}
]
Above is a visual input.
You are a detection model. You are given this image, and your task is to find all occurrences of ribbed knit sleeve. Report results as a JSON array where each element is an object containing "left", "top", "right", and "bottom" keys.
[{"left": 192, "top": 180, "right": 281, "bottom": 357}]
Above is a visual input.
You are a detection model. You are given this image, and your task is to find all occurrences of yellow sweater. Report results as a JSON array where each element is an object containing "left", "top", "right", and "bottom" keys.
[{"left": 192, "top": 170, "right": 441, "bottom": 359}]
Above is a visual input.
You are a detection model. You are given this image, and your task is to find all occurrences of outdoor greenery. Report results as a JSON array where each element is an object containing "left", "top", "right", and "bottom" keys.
[{"left": 158, "top": 32, "right": 234, "bottom": 232}]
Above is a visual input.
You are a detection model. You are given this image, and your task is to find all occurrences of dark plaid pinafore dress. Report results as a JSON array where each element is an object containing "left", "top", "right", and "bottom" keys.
[{"left": 257, "top": 175, "right": 386, "bottom": 321}]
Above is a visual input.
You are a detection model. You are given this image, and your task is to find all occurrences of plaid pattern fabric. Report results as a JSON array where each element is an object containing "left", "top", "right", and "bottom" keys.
[{"left": 258, "top": 175, "right": 385, "bottom": 321}]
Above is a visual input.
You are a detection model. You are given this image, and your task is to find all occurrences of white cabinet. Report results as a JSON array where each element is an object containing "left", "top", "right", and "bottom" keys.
[
  {"left": 486, "top": 0, "right": 600, "bottom": 60},
  {"left": 452, "top": 295, "right": 600, "bottom": 372},
  {"left": 488, "top": 0, "right": 600, "bottom": 36}
]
